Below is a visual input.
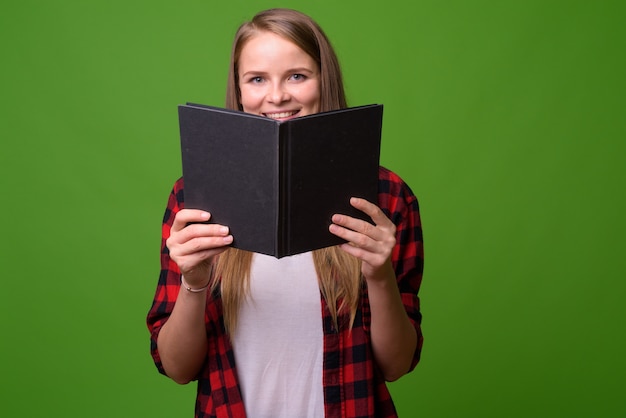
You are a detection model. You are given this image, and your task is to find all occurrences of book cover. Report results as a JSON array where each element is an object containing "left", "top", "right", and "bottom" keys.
[{"left": 178, "top": 103, "right": 383, "bottom": 258}]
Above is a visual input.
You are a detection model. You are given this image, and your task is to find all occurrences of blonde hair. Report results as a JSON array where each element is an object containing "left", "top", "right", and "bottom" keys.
[{"left": 215, "top": 8, "right": 360, "bottom": 334}]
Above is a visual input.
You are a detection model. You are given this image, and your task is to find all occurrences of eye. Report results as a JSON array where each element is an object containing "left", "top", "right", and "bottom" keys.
[
  {"left": 249, "top": 76, "right": 264, "bottom": 84},
  {"left": 290, "top": 73, "right": 306, "bottom": 82}
]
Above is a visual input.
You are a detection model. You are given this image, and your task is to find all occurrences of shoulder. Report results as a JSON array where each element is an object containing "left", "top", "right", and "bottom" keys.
[
  {"left": 377, "top": 166, "right": 419, "bottom": 213},
  {"left": 378, "top": 165, "right": 399, "bottom": 183},
  {"left": 172, "top": 176, "right": 184, "bottom": 197},
  {"left": 161, "top": 177, "right": 185, "bottom": 226},
  {"left": 168, "top": 177, "right": 185, "bottom": 207},
  {"left": 378, "top": 166, "right": 415, "bottom": 195}
]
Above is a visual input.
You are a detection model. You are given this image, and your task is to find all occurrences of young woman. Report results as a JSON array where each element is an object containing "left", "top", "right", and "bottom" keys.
[{"left": 147, "top": 8, "right": 424, "bottom": 418}]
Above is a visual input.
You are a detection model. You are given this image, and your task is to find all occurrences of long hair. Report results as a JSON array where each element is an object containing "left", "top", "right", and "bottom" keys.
[{"left": 214, "top": 8, "right": 360, "bottom": 334}]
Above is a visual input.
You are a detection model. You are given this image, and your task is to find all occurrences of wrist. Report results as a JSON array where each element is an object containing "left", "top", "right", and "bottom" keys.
[
  {"left": 181, "top": 276, "right": 209, "bottom": 293},
  {"left": 363, "top": 260, "right": 396, "bottom": 285}
]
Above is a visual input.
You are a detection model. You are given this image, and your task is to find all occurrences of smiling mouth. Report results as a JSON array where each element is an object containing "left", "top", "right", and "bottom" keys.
[{"left": 263, "top": 110, "right": 299, "bottom": 119}]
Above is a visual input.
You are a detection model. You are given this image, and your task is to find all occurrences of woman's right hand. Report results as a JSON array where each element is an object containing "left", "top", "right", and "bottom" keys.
[{"left": 166, "top": 209, "right": 233, "bottom": 287}]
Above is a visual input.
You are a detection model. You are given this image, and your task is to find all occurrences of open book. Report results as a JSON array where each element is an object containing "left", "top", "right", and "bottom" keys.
[{"left": 178, "top": 103, "right": 383, "bottom": 258}]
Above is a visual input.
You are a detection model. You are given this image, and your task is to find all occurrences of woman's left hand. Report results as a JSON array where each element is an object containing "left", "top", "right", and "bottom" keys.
[
  {"left": 329, "top": 197, "right": 396, "bottom": 282},
  {"left": 331, "top": 197, "right": 417, "bottom": 381}
]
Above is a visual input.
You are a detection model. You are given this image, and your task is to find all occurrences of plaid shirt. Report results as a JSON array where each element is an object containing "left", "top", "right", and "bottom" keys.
[{"left": 147, "top": 166, "right": 424, "bottom": 417}]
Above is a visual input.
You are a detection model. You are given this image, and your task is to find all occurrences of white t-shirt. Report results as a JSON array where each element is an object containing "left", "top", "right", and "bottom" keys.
[{"left": 232, "top": 252, "right": 324, "bottom": 418}]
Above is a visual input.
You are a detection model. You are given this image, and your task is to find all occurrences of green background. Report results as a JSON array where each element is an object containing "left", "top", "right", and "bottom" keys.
[{"left": 1, "top": 0, "right": 624, "bottom": 417}]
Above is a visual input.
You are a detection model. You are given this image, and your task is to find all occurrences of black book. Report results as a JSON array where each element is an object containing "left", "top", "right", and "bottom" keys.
[{"left": 178, "top": 103, "right": 383, "bottom": 258}]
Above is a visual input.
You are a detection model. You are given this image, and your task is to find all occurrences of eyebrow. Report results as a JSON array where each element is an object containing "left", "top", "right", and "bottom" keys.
[{"left": 240, "top": 67, "right": 318, "bottom": 78}]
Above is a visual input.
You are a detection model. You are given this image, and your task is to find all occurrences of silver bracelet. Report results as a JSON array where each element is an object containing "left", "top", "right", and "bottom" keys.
[{"left": 181, "top": 276, "right": 209, "bottom": 293}]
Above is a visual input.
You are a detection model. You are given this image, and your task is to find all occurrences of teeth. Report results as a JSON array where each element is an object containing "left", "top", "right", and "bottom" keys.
[{"left": 265, "top": 111, "right": 297, "bottom": 119}]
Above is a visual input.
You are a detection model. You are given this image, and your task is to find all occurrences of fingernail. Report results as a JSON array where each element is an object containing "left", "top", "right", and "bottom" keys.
[
  {"left": 219, "top": 226, "right": 229, "bottom": 234},
  {"left": 223, "top": 235, "right": 233, "bottom": 243}
]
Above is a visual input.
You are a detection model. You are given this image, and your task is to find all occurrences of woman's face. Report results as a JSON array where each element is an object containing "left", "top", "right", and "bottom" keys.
[{"left": 238, "top": 31, "right": 321, "bottom": 121}]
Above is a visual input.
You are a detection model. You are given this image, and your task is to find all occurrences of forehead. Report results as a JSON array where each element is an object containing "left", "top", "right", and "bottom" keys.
[{"left": 238, "top": 31, "right": 315, "bottom": 69}]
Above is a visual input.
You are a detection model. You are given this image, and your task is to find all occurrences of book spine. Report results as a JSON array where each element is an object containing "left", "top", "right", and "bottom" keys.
[{"left": 277, "top": 123, "right": 289, "bottom": 258}]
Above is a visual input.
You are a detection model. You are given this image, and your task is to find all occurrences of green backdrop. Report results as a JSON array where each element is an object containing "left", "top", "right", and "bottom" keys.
[{"left": 1, "top": 1, "right": 624, "bottom": 417}]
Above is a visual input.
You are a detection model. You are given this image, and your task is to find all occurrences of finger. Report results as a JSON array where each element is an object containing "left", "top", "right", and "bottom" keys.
[
  {"left": 338, "top": 241, "right": 380, "bottom": 261},
  {"left": 168, "top": 224, "right": 232, "bottom": 259},
  {"left": 330, "top": 214, "right": 396, "bottom": 259},
  {"left": 174, "top": 234, "right": 234, "bottom": 257},
  {"left": 329, "top": 222, "right": 374, "bottom": 250},
  {"left": 349, "top": 197, "right": 394, "bottom": 228},
  {"left": 337, "top": 239, "right": 389, "bottom": 271},
  {"left": 171, "top": 209, "right": 211, "bottom": 232},
  {"left": 331, "top": 214, "right": 382, "bottom": 242},
  {"left": 179, "top": 222, "right": 230, "bottom": 240}
]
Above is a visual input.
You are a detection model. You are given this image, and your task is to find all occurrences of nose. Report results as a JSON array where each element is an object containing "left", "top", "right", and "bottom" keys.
[{"left": 268, "top": 82, "right": 290, "bottom": 104}]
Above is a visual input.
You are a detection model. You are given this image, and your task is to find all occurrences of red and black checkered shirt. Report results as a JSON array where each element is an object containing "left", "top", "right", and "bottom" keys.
[{"left": 147, "top": 166, "right": 424, "bottom": 417}]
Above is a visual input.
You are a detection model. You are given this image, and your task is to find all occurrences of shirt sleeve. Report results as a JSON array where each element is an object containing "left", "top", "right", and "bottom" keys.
[
  {"left": 146, "top": 178, "right": 185, "bottom": 375},
  {"left": 377, "top": 166, "right": 425, "bottom": 371}
]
